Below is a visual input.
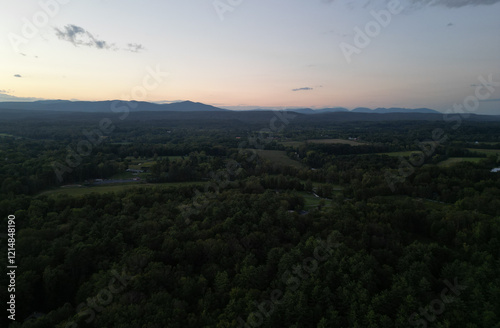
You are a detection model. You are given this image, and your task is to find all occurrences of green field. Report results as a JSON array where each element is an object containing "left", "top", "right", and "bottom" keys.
[
  {"left": 256, "top": 150, "right": 306, "bottom": 169},
  {"left": 377, "top": 151, "right": 424, "bottom": 157},
  {"left": 39, "top": 181, "right": 206, "bottom": 197},
  {"left": 298, "top": 191, "right": 323, "bottom": 207},
  {"left": 307, "top": 139, "right": 366, "bottom": 146},
  {"left": 280, "top": 141, "right": 305, "bottom": 148},
  {"left": 281, "top": 139, "right": 367, "bottom": 148},
  {"left": 437, "top": 157, "right": 484, "bottom": 167},
  {"left": 127, "top": 158, "right": 156, "bottom": 170},
  {"left": 466, "top": 148, "right": 500, "bottom": 156}
]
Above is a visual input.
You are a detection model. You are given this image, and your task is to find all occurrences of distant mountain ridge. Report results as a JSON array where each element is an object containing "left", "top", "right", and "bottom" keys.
[
  {"left": 0, "top": 100, "right": 227, "bottom": 112},
  {"left": 0, "top": 100, "right": 441, "bottom": 114},
  {"left": 352, "top": 107, "right": 440, "bottom": 114},
  {"left": 283, "top": 107, "right": 349, "bottom": 114},
  {"left": 245, "top": 106, "right": 440, "bottom": 114},
  {"left": 287, "top": 107, "right": 440, "bottom": 114},
  {"left": 1, "top": 107, "right": 500, "bottom": 123}
]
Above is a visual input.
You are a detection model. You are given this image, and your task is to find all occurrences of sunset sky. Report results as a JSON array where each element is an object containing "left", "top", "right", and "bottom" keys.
[{"left": 1, "top": 0, "right": 500, "bottom": 113}]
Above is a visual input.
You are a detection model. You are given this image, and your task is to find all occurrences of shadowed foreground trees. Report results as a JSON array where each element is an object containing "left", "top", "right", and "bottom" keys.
[{"left": 1, "top": 185, "right": 499, "bottom": 327}]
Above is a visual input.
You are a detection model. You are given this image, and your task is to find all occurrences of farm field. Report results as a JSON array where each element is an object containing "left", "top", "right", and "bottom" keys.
[
  {"left": 256, "top": 150, "right": 306, "bottom": 169},
  {"left": 281, "top": 139, "right": 367, "bottom": 148},
  {"left": 307, "top": 138, "right": 366, "bottom": 146},
  {"left": 279, "top": 141, "right": 305, "bottom": 148},
  {"left": 466, "top": 148, "right": 500, "bottom": 156},
  {"left": 437, "top": 157, "right": 484, "bottom": 167},
  {"left": 299, "top": 191, "right": 323, "bottom": 207},
  {"left": 377, "top": 151, "right": 424, "bottom": 157},
  {"left": 39, "top": 181, "right": 206, "bottom": 197}
]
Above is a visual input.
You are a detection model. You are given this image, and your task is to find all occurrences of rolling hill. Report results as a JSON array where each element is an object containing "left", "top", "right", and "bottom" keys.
[{"left": 0, "top": 100, "right": 227, "bottom": 113}]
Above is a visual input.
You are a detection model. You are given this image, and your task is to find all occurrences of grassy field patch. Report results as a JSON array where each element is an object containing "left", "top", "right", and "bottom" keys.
[
  {"left": 39, "top": 181, "right": 206, "bottom": 197},
  {"left": 466, "top": 148, "right": 500, "bottom": 156},
  {"left": 280, "top": 141, "right": 305, "bottom": 148},
  {"left": 377, "top": 151, "right": 424, "bottom": 157},
  {"left": 437, "top": 157, "right": 484, "bottom": 167},
  {"left": 307, "top": 139, "right": 366, "bottom": 146},
  {"left": 298, "top": 191, "right": 322, "bottom": 207},
  {"left": 256, "top": 150, "right": 306, "bottom": 169}
]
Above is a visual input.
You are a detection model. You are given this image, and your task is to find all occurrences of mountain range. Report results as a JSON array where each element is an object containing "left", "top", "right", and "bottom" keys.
[
  {"left": 0, "top": 100, "right": 441, "bottom": 114},
  {"left": 0, "top": 100, "right": 226, "bottom": 112},
  {"left": 283, "top": 107, "right": 440, "bottom": 114}
]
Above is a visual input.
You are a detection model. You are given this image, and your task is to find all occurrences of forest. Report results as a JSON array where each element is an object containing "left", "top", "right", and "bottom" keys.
[{"left": 0, "top": 110, "right": 499, "bottom": 328}]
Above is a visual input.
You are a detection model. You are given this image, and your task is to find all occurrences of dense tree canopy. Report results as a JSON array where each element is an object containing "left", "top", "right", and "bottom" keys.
[{"left": 1, "top": 114, "right": 499, "bottom": 327}]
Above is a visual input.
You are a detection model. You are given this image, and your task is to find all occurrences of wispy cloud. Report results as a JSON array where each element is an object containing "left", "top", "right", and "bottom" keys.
[
  {"left": 292, "top": 87, "right": 314, "bottom": 91},
  {"left": 126, "top": 43, "right": 145, "bottom": 53},
  {"left": 55, "top": 25, "right": 115, "bottom": 50},
  {"left": 54, "top": 25, "right": 145, "bottom": 53}
]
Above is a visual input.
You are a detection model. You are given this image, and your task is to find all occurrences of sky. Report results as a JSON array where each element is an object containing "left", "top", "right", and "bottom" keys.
[{"left": 1, "top": 0, "right": 500, "bottom": 113}]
